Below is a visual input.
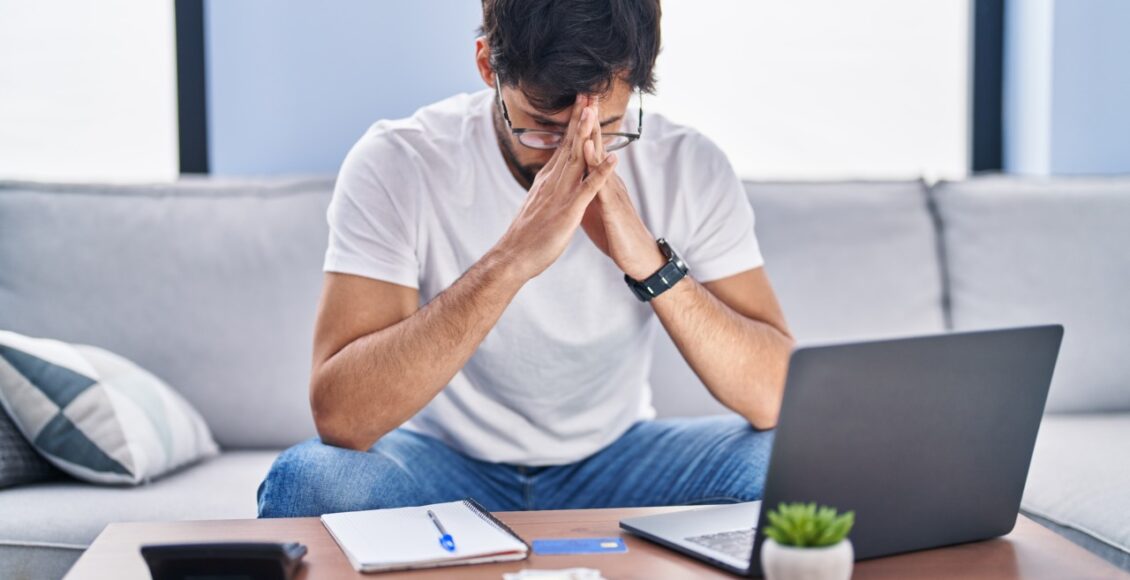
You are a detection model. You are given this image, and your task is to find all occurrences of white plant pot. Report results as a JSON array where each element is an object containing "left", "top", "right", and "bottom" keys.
[{"left": 760, "top": 538, "right": 854, "bottom": 580}]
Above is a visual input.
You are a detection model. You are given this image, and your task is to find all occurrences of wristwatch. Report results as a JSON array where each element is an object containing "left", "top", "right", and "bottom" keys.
[{"left": 624, "top": 238, "right": 689, "bottom": 302}]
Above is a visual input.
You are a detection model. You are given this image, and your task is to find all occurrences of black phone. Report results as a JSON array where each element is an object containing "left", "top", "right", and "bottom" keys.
[{"left": 140, "top": 542, "right": 307, "bottom": 580}]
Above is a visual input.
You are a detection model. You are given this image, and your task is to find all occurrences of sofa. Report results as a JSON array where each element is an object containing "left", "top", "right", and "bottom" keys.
[{"left": 0, "top": 175, "right": 1126, "bottom": 579}]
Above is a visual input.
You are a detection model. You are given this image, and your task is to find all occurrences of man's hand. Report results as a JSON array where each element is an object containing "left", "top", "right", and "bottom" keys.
[
  {"left": 494, "top": 94, "right": 619, "bottom": 282},
  {"left": 580, "top": 97, "right": 666, "bottom": 280}
]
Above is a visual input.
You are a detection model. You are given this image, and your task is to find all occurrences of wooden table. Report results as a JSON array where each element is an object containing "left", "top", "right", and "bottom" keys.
[{"left": 65, "top": 507, "right": 1128, "bottom": 579}]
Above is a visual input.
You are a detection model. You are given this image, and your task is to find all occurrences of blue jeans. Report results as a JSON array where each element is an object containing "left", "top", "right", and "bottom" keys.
[{"left": 257, "top": 415, "right": 773, "bottom": 517}]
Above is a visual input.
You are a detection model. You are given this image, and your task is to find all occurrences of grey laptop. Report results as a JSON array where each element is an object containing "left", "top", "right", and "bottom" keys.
[{"left": 621, "top": 325, "right": 1063, "bottom": 576}]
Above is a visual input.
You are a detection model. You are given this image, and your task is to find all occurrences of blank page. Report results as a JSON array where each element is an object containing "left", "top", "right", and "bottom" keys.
[{"left": 322, "top": 500, "right": 527, "bottom": 571}]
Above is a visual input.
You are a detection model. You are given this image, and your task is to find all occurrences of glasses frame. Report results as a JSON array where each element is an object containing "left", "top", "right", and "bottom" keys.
[{"left": 494, "top": 75, "right": 643, "bottom": 152}]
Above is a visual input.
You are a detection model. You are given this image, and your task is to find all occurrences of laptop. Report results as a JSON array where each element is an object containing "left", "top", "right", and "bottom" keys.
[{"left": 620, "top": 324, "right": 1064, "bottom": 576}]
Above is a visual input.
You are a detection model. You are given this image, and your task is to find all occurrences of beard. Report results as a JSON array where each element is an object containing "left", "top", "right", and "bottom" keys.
[{"left": 492, "top": 106, "right": 545, "bottom": 190}]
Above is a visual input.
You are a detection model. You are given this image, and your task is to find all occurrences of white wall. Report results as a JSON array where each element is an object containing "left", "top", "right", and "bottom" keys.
[
  {"left": 650, "top": 0, "right": 971, "bottom": 180},
  {"left": 0, "top": 0, "right": 179, "bottom": 182}
]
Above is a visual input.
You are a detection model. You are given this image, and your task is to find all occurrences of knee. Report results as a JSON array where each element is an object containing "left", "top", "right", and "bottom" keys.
[
  {"left": 256, "top": 437, "right": 416, "bottom": 518},
  {"left": 710, "top": 420, "right": 777, "bottom": 502}
]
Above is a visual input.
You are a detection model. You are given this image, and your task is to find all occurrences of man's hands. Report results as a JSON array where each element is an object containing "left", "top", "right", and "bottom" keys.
[
  {"left": 493, "top": 95, "right": 619, "bottom": 282},
  {"left": 579, "top": 96, "right": 666, "bottom": 280}
]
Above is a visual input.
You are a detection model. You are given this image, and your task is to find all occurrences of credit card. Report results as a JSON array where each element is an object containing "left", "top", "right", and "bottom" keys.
[{"left": 532, "top": 537, "right": 628, "bottom": 555}]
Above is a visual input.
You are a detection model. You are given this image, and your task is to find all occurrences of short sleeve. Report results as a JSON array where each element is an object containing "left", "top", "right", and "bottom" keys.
[
  {"left": 682, "top": 134, "right": 765, "bottom": 283},
  {"left": 323, "top": 136, "right": 420, "bottom": 289}
]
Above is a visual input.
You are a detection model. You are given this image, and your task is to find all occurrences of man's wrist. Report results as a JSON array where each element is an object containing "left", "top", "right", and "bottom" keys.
[
  {"left": 481, "top": 244, "right": 530, "bottom": 289},
  {"left": 623, "top": 245, "right": 667, "bottom": 281}
]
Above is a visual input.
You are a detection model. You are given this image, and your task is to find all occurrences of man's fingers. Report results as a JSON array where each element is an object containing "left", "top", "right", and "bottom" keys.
[
  {"left": 592, "top": 95, "right": 605, "bottom": 165},
  {"left": 545, "top": 97, "right": 584, "bottom": 171},
  {"left": 584, "top": 139, "right": 598, "bottom": 167},
  {"left": 559, "top": 94, "right": 588, "bottom": 153},
  {"left": 570, "top": 105, "right": 596, "bottom": 166},
  {"left": 576, "top": 152, "right": 618, "bottom": 206}
]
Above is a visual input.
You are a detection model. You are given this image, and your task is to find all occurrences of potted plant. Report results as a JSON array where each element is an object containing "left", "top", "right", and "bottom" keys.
[{"left": 760, "top": 502, "right": 855, "bottom": 580}]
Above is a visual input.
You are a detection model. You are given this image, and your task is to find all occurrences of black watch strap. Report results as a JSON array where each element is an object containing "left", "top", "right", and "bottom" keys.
[{"left": 625, "top": 238, "right": 688, "bottom": 302}]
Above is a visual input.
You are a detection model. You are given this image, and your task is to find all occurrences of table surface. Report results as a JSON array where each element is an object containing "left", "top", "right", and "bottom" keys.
[{"left": 65, "top": 507, "right": 1128, "bottom": 580}]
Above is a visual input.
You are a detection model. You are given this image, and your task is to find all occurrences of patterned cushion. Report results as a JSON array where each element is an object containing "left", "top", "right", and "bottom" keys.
[
  {"left": 0, "top": 330, "right": 218, "bottom": 485},
  {"left": 0, "top": 406, "right": 59, "bottom": 489}
]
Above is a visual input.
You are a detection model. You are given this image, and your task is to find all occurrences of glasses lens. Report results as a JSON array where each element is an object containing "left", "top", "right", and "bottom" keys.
[
  {"left": 518, "top": 131, "right": 563, "bottom": 150},
  {"left": 602, "top": 135, "right": 631, "bottom": 152}
]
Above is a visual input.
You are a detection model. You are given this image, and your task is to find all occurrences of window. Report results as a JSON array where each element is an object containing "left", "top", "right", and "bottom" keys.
[
  {"left": 0, "top": 1, "right": 179, "bottom": 182},
  {"left": 650, "top": 1, "right": 971, "bottom": 180}
]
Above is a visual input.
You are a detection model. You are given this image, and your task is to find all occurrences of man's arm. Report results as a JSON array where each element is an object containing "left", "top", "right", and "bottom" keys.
[
  {"left": 310, "top": 256, "right": 523, "bottom": 451},
  {"left": 579, "top": 100, "right": 793, "bottom": 428},
  {"left": 649, "top": 266, "right": 794, "bottom": 429},
  {"left": 311, "top": 96, "right": 617, "bottom": 451}
]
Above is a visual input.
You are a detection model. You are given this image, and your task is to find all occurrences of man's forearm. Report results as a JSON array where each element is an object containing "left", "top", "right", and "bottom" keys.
[
  {"left": 651, "top": 276, "right": 794, "bottom": 428},
  {"left": 312, "top": 248, "right": 524, "bottom": 450}
]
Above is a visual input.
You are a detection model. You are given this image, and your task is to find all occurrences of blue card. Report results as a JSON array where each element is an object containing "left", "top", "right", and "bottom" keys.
[{"left": 532, "top": 537, "right": 628, "bottom": 555}]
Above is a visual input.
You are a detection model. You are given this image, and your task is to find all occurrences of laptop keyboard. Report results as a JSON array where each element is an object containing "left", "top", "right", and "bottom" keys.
[{"left": 685, "top": 528, "right": 756, "bottom": 561}]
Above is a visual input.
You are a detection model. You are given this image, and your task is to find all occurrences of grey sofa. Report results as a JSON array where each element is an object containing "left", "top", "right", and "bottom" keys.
[{"left": 0, "top": 176, "right": 1126, "bottom": 579}]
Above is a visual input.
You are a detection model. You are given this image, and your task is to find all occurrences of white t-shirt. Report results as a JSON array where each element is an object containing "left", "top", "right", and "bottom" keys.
[{"left": 325, "top": 89, "right": 763, "bottom": 465}]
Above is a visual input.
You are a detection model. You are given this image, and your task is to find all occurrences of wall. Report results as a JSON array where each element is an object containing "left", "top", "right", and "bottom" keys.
[
  {"left": 1049, "top": 0, "right": 1130, "bottom": 174},
  {"left": 1004, "top": 0, "right": 1130, "bottom": 175},
  {"left": 204, "top": 0, "right": 484, "bottom": 176}
]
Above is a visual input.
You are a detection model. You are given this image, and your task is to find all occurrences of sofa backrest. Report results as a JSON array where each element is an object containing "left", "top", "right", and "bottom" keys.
[
  {"left": 648, "top": 180, "right": 949, "bottom": 417},
  {"left": 0, "top": 179, "right": 330, "bottom": 449},
  {"left": 933, "top": 176, "right": 1130, "bottom": 414},
  {"left": 5, "top": 175, "right": 1120, "bottom": 449}
]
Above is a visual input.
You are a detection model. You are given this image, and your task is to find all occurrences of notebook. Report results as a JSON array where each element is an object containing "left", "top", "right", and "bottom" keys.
[{"left": 321, "top": 499, "right": 529, "bottom": 573}]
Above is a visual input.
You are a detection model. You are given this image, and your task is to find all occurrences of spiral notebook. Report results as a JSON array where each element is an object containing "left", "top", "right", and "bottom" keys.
[{"left": 321, "top": 499, "right": 530, "bottom": 573}]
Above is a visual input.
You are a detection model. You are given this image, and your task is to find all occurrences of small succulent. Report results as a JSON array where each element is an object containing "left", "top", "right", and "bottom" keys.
[{"left": 763, "top": 502, "right": 855, "bottom": 548}]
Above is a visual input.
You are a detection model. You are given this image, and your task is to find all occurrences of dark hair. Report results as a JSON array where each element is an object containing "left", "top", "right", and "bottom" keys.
[{"left": 480, "top": 0, "right": 661, "bottom": 112}]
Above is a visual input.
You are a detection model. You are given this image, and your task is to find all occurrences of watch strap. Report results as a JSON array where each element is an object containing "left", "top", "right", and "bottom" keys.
[{"left": 625, "top": 240, "right": 688, "bottom": 302}]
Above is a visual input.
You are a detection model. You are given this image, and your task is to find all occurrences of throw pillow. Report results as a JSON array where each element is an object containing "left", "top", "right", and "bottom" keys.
[{"left": 0, "top": 330, "right": 219, "bottom": 485}]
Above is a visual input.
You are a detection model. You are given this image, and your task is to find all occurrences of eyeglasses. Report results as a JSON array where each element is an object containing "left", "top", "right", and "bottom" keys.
[{"left": 494, "top": 75, "right": 643, "bottom": 152}]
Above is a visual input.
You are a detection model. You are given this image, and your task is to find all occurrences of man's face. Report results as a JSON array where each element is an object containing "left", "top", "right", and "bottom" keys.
[{"left": 495, "top": 77, "right": 635, "bottom": 182}]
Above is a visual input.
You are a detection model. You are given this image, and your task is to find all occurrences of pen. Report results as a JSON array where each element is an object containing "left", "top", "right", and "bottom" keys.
[{"left": 427, "top": 509, "right": 456, "bottom": 552}]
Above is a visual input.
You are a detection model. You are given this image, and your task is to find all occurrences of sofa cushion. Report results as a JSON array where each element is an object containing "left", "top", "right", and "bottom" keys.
[
  {"left": 1022, "top": 414, "right": 1130, "bottom": 571},
  {"left": 0, "top": 450, "right": 276, "bottom": 579},
  {"left": 0, "top": 330, "right": 218, "bottom": 484},
  {"left": 650, "top": 180, "right": 948, "bottom": 417},
  {"left": 934, "top": 176, "right": 1130, "bottom": 413},
  {"left": 0, "top": 178, "right": 331, "bottom": 448}
]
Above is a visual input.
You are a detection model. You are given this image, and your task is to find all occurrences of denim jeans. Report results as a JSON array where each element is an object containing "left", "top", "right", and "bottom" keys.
[{"left": 257, "top": 415, "right": 774, "bottom": 517}]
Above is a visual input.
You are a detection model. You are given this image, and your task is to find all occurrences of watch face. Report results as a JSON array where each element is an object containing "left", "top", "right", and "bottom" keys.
[{"left": 657, "top": 238, "right": 687, "bottom": 273}]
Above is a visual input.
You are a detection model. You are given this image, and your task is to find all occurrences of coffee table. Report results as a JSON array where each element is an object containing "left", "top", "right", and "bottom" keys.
[{"left": 65, "top": 507, "right": 1127, "bottom": 579}]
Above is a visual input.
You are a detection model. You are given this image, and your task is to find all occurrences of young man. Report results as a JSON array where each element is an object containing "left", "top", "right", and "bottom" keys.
[{"left": 258, "top": 0, "right": 794, "bottom": 518}]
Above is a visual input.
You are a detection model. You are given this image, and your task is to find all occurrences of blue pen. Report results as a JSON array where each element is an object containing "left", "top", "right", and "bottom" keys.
[{"left": 427, "top": 509, "right": 456, "bottom": 552}]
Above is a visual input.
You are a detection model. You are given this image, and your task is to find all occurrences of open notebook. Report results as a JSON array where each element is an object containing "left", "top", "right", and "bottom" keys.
[{"left": 321, "top": 499, "right": 529, "bottom": 573}]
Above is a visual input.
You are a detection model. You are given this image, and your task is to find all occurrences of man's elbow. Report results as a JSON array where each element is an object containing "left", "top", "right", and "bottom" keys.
[
  {"left": 314, "top": 420, "right": 373, "bottom": 452},
  {"left": 747, "top": 332, "right": 793, "bottom": 430},
  {"left": 744, "top": 378, "right": 786, "bottom": 430},
  {"left": 310, "top": 377, "right": 374, "bottom": 452},
  {"left": 745, "top": 406, "right": 780, "bottom": 431}
]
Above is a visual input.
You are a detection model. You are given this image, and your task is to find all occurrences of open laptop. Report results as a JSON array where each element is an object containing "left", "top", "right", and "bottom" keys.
[{"left": 621, "top": 324, "right": 1063, "bottom": 576}]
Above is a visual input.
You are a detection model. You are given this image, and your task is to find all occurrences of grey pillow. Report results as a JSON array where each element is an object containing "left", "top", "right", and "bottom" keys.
[
  {"left": 0, "top": 330, "right": 219, "bottom": 485},
  {"left": 0, "top": 406, "right": 58, "bottom": 489}
]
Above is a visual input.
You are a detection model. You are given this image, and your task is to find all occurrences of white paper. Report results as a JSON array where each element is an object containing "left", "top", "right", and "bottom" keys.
[{"left": 322, "top": 500, "right": 528, "bottom": 571}]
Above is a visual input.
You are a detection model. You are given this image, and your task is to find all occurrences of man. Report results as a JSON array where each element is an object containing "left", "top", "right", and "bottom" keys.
[{"left": 258, "top": 0, "right": 794, "bottom": 518}]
